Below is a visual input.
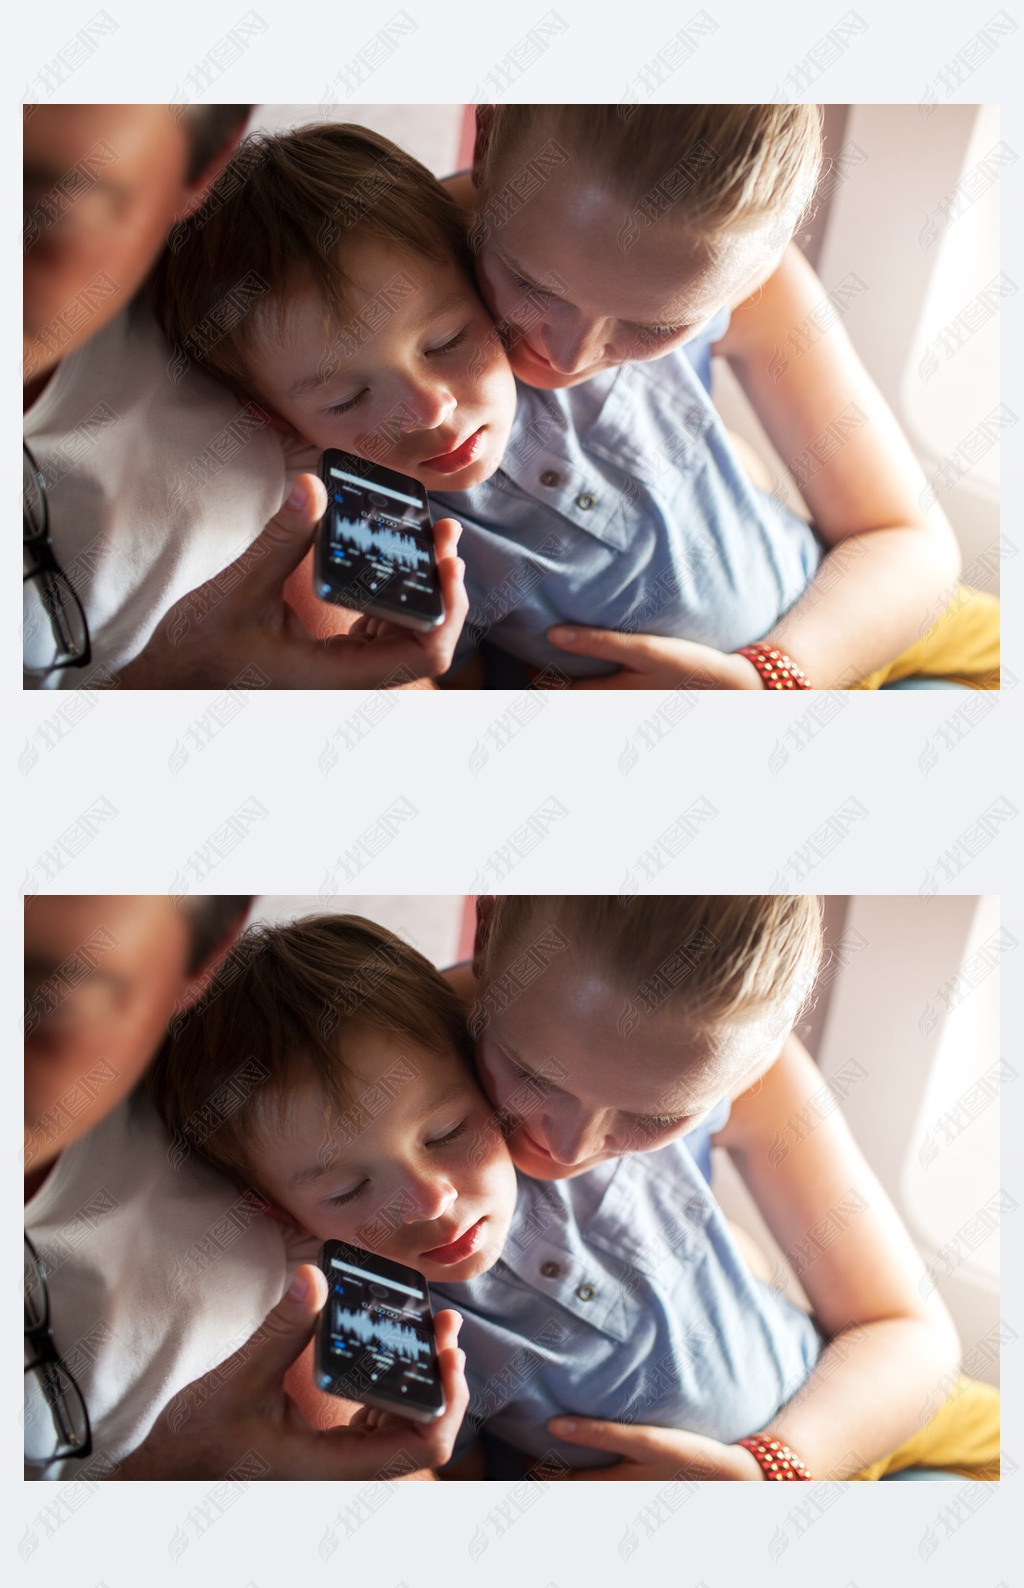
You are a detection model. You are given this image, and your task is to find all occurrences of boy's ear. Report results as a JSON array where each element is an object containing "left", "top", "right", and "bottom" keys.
[
  {"left": 470, "top": 105, "right": 496, "bottom": 191},
  {"left": 471, "top": 895, "right": 496, "bottom": 979},
  {"left": 245, "top": 397, "right": 309, "bottom": 443}
]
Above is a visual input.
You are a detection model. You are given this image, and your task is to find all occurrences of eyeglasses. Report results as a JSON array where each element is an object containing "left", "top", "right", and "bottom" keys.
[
  {"left": 24, "top": 1233, "right": 92, "bottom": 1469},
  {"left": 23, "top": 441, "right": 91, "bottom": 676}
]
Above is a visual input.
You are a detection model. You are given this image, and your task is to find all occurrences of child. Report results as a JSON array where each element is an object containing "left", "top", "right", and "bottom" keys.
[
  {"left": 440, "top": 105, "right": 999, "bottom": 689},
  {"left": 150, "top": 912, "right": 830, "bottom": 1474},
  {"left": 437, "top": 896, "right": 1000, "bottom": 1480},
  {"left": 149, "top": 121, "right": 893, "bottom": 687},
  {"left": 150, "top": 124, "right": 517, "bottom": 500},
  {"left": 150, "top": 915, "right": 519, "bottom": 1285}
]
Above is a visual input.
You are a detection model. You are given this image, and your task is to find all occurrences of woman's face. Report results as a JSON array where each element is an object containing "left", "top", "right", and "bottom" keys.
[
  {"left": 470, "top": 144, "right": 785, "bottom": 390},
  {"left": 473, "top": 941, "right": 791, "bottom": 1181}
]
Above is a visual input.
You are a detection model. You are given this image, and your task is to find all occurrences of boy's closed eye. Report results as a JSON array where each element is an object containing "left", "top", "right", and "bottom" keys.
[
  {"left": 325, "top": 1118, "right": 471, "bottom": 1206},
  {"left": 324, "top": 329, "right": 471, "bottom": 417}
]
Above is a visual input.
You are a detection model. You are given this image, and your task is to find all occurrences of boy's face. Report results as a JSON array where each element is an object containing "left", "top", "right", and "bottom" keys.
[
  {"left": 471, "top": 141, "right": 785, "bottom": 391},
  {"left": 245, "top": 236, "right": 517, "bottom": 491},
  {"left": 253, "top": 1025, "right": 518, "bottom": 1283},
  {"left": 473, "top": 932, "right": 792, "bottom": 1182}
]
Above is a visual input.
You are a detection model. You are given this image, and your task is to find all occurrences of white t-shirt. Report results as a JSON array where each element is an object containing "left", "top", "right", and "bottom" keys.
[
  {"left": 24, "top": 298, "right": 315, "bottom": 687},
  {"left": 25, "top": 1093, "right": 301, "bottom": 1477}
]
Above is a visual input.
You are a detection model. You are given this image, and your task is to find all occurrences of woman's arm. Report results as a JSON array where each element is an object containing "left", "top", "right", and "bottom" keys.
[
  {"left": 710, "top": 1031, "right": 961, "bottom": 1475},
  {"left": 716, "top": 243, "right": 961, "bottom": 684}
]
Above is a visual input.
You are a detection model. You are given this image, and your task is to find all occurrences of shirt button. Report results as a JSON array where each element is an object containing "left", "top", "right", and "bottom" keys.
[
  {"left": 575, "top": 1283, "right": 596, "bottom": 1301},
  {"left": 539, "top": 470, "right": 560, "bottom": 487},
  {"left": 575, "top": 492, "right": 596, "bottom": 510},
  {"left": 540, "top": 1260, "right": 561, "bottom": 1278}
]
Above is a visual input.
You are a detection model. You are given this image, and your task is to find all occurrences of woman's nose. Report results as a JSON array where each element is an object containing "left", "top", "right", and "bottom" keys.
[
  {"left": 540, "top": 312, "right": 613, "bottom": 375},
  {"left": 538, "top": 1103, "right": 613, "bottom": 1166}
]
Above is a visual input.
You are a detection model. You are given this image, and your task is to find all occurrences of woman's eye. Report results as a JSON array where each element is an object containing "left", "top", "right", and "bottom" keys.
[
  {"left": 510, "top": 1062, "right": 550, "bottom": 1093},
  {"left": 328, "top": 1180, "right": 368, "bottom": 1206},
  {"left": 507, "top": 268, "right": 550, "bottom": 298},
  {"left": 326, "top": 390, "right": 367, "bottom": 415}
]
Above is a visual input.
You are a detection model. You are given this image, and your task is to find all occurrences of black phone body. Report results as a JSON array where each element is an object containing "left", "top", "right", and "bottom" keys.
[
  {"left": 315, "top": 1241, "right": 446, "bottom": 1424},
  {"left": 314, "top": 449, "right": 445, "bottom": 632}
]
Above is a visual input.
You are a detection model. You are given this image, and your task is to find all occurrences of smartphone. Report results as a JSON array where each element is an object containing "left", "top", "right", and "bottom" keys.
[
  {"left": 314, "top": 449, "right": 445, "bottom": 632},
  {"left": 314, "top": 1241, "right": 446, "bottom": 1424}
]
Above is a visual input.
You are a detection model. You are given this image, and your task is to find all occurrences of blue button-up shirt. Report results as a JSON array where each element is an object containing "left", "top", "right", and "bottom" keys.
[
  {"left": 432, "top": 1099, "right": 823, "bottom": 1471},
  {"left": 432, "top": 309, "right": 822, "bottom": 675}
]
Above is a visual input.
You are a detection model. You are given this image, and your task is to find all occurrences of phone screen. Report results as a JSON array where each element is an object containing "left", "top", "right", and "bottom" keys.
[
  {"left": 320, "top": 457, "right": 443, "bottom": 625},
  {"left": 319, "top": 1246, "right": 443, "bottom": 1418}
]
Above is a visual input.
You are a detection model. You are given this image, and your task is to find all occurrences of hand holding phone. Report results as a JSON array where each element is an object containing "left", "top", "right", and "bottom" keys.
[
  {"left": 315, "top": 1241, "right": 446, "bottom": 1424},
  {"left": 315, "top": 449, "right": 445, "bottom": 632},
  {"left": 119, "top": 1262, "right": 467, "bottom": 1478}
]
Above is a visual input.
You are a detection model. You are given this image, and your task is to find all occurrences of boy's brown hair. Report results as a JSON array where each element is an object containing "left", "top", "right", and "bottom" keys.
[
  {"left": 477, "top": 896, "right": 823, "bottom": 1031},
  {"left": 148, "top": 122, "right": 473, "bottom": 396},
  {"left": 149, "top": 913, "right": 474, "bottom": 1186},
  {"left": 475, "top": 105, "right": 823, "bottom": 245}
]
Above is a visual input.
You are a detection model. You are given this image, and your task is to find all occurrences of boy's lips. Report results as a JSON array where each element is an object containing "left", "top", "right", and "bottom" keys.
[
  {"left": 420, "top": 1216, "right": 486, "bottom": 1265},
  {"left": 420, "top": 426, "right": 485, "bottom": 474}
]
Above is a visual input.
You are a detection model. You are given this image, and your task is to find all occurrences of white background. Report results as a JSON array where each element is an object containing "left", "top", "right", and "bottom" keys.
[{"left": 11, "top": 1, "right": 1023, "bottom": 1584}]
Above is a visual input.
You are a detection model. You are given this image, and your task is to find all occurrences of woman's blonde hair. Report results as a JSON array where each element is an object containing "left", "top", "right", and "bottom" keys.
[
  {"left": 476, "top": 105, "right": 823, "bottom": 245},
  {"left": 478, "top": 896, "right": 823, "bottom": 1031}
]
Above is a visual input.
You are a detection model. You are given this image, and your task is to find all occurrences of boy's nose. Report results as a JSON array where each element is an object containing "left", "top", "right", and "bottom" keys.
[
  {"left": 399, "top": 382, "right": 457, "bottom": 433},
  {"left": 399, "top": 1173, "right": 458, "bottom": 1224}
]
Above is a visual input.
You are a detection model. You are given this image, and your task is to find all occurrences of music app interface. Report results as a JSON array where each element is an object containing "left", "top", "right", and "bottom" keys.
[
  {"left": 325, "top": 1252, "right": 439, "bottom": 1406},
  {"left": 326, "top": 463, "right": 439, "bottom": 617}
]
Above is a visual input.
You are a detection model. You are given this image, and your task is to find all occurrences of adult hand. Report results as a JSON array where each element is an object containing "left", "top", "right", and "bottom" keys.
[
  {"left": 545, "top": 626, "right": 763, "bottom": 690},
  {"left": 114, "top": 1266, "right": 468, "bottom": 1480},
  {"left": 548, "top": 1417, "right": 764, "bottom": 1480},
  {"left": 117, "top": 476, "right": 468, "bottom": 688}
]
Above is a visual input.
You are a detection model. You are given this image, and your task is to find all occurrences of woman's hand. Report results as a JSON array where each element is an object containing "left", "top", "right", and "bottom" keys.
[
  {"left": 544, "top": 626, "right": 764, "bottom": 689},
  {"left": 548, "top": 1417, "right": 765, "bottom": 1479}
]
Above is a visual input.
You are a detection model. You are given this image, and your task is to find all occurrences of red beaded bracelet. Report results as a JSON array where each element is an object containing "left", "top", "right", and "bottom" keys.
[
  {"left": 736, "top": 1435, "right": 813, "bottom": 1480},
  {"left": 736, "top": 643, "right": 813, "bottom": 689}
]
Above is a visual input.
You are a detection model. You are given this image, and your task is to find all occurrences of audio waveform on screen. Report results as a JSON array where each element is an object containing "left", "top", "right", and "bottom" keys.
[
  {"left": 333, "top": 511, "right": 430, "bottom": 573},
  {"left": 333, "top": 1305, "right": 431, "bottom": 1362}
]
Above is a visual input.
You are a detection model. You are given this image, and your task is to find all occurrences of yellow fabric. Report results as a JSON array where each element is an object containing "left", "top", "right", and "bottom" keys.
[
  {"left": 849, "top": 1376, "right": 1000, "bottom": 1480},
  {"left": 852, "top": 586, "right": 1000, "bottom": 690}
]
